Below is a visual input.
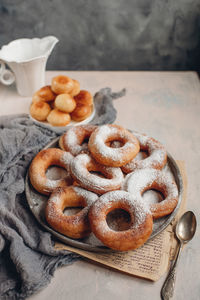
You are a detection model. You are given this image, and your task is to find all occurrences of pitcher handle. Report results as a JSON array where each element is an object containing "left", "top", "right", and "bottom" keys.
[{"left": 0, "top": 60, "right": 15, "bottom": 85}]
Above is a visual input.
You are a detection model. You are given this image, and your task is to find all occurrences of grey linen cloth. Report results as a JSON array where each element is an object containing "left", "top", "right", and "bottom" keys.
[{"left": 0, "top": 88, "right": 125, "bottom": 300}]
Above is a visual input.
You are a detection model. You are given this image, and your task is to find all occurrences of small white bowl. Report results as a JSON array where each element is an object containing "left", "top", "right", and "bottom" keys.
[{"left": 29, "top": 106, "right": 96, "bottom": 134}]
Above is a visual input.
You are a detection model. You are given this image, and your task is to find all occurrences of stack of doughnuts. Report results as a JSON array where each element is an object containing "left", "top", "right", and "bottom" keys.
[
  {"left": 30, "top": 75, "right": 93, "bottom": 126},
  {"left": 29, "top": 124, "right": 179, "bottom": 251}
]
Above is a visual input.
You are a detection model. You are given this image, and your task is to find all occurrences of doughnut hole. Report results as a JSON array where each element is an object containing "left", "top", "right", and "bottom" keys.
[
  {"left": 70, "top": 79, "right": 80, "bottom": 97},
  {"left": 87, "top": 162, "right": 112, "bottom": 180},
  {"left": 71, "top": 104, "right": 92, "bottom": 122},
  {"left": 47, "top": 109, "right": 71, "bottom": 126},
  {"left": 51, "top": 75, "right": 74, "bottom": 94},
  {"left": 32, "top": 85, "right": 56, "bottom": 103},
  {"left": 106, "top": 140, "right": 124, "bottom": 148},
  {"left": 74, "top": 90, "right": 93, "bottom": 106},
  {"left": 106, "top": 208, "right": 132, "bottom": 231},
  {"left": 142, "top": 189, "right": 164, "bottom": 207},
  {"left": 46, "top": 165, "right": 69, "bottom": 180},
  {"left": 105, "top": 136, "right": 126, "bottom": 148},
  {"left": 135, "top": 150, "right": 148, "bottom": 160},
  {"left": 30, "top": 101, "right": 51, "bottom": 121},
  {"left": 55, "top": 94, "right": 76, "bottom": 113},
  {"left": 45, "top": 165, "right": 73, "bottom": 188},
  {"left": 63, "top": 207, "right": 83, "bottom": 216},
  {"left": 90, "top": 171, "right": 107, "bottom": 179}
]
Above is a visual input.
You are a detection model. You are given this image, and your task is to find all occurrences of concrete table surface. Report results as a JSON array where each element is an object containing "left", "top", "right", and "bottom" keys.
[{"left": 0, "top": 71, "right": 199, "bottom": 300}]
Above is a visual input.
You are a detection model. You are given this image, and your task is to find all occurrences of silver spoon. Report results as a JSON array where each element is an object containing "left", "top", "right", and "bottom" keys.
[{"left": 161, "top": 211, "right": 197, "bottom": 300}]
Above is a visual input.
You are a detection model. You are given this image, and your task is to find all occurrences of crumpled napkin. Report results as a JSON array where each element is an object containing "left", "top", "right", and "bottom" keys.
[{"left": 0, "top": 87, "right": 125, "bottom": 300}]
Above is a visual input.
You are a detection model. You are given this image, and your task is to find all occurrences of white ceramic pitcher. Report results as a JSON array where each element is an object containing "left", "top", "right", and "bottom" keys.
[{"left": 0, "top": 36, "right": 59, "bottom": 96}]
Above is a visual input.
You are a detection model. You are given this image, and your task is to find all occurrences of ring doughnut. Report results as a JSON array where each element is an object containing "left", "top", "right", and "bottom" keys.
[
  {"left": 70, "top": 79, "right": 81, "bottom": 97},
  {"left": 70, "top": 104, "right": 92, "bottom": 122},
  {"left": 30, "top": 101, "right": 51, "bottom": 121},
  {"left": 51, "top": 75, "right": 74, "bottom": 94},
  {"left": 70, "top": 153, "right": 124, "bottom": 194},
  {"left": 122, "top": 132, "right": 167, "bottom": 173},
  {"left": 54, "top": 94, "right": 76, "bottom": 113},
  {"left": 45, "top": 186, "right": 98, "bottom": 239},
  {"left": 32, "top": 85, "right": 56, "bottom": 103},
  {"left": 88, "top": 124, "right": 140, "bottom": 167},
  {"left": 122, "top": 168, "right": 179, "bottom": 219},
  {"left": 29, "top": 148, "right": 73, "bottom": 195},
  {"left": 47, "top": 109, "right": 71, "bottom": 126},
  {"left": 88, "top": 190, "right": 153, "bottom": 251},
  {"left": 74, "top": 90, "right": 93, "bottom": 106},
  {"left": 59, "top": 125, "right": 97, "bottom": 156}
]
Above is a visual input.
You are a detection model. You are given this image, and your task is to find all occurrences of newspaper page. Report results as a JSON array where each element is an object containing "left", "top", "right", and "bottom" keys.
[{"left": 54, "top": 161, "right": 186, "bottom": 281}]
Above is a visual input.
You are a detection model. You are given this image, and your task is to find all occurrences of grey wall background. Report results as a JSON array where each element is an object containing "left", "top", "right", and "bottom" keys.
[{"left": 0, "top": 0, "right": 200, "bottom": 71}]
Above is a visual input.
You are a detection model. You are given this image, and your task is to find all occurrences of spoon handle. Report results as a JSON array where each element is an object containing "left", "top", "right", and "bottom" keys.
[{"left": 161, "top": 242, "right": 183, "bottom": 300}]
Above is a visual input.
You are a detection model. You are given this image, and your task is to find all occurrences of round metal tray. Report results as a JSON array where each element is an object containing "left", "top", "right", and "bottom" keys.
[{"left": 25, "top": 137, "right": 183, "bottom": 253}]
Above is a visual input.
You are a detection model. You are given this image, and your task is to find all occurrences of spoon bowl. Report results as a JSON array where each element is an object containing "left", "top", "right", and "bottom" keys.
[{"left": 176, "top": 211, "right": 197, "bottom": 244}]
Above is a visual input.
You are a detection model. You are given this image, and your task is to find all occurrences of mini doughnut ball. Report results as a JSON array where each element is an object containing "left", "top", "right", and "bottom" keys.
[
  {"left": 70, "top": 79, "right": 81, "bottom": 97},
  {"left": 122, "top": 168, "right": 179, "bottom": 219},
  {"left": 29, "top": 148, "right": 73, "bottom": 195},
  {"left": 51, "top": 75, "right": 74, "bottom": 94},
  {"left": 88, "top": 124, "right": 140, "bottom": 167},
  {"left": 74, "top": 90, "right": 93, "bottom": 106},
  {"left": 71, "top": 104, "right": 92, "bottom": 122},
  {"left": 45, "top": 186, "right": 98, "bottom": 239},
  {"left": 32, "top": 85, "right": 56, "bottom": 102},
  {"left": 88, "top": 190, "right": 153, "bottom": 251},
  {"left": 54, "top": 94, "right": 76, "bottom": 113},
  {"left": 59, "top": 124, "right": 97, "bottom": 156},
  {"left": 47, "top": 109, "right": 71, "bottom": 126},
  {"left": 30, "top": 101, "right": 51, "bottom": 121}
]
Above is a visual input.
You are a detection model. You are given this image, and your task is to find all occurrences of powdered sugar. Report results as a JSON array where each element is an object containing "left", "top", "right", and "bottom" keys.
[
  {"left": 142, "top": 190, "right": 163, "bottom": 205},
  {"left": 122, "top": 168, "right": 178, "bottom": 215},
  {"left": 31, "top": 125, "right": 180, "bottom": 247},
  {"left": 45, "top": 179, "right": 64, "bottom": 189},
  {"left": 46, "top": 166, "right": 69, "bottom": 180},
  {"left": 72, "top": 186, "right": 98, "bottom": 206},
  {"left": 91, "top": 125, "right": 139, "bottom": 162},
  {"left": 63, "top": 125, "right": 96, "bottom": 156},
  {"left": 61, "top": 151, "right": 74, "bottom": 169},
  {"left": 70, "top": 153, "right": 124, "bottom": 193},
  {"left": 122, "top": 132, "right": 167, "bottom": 173},
  {"left": 46, "top": 186, "right": 99, "bottom": 230},
  {"left": 44, "top": 152, "right": 73, "bottom": 190},
  {"left": 90, "top": 190, "right": 150, "bottom": 235}
]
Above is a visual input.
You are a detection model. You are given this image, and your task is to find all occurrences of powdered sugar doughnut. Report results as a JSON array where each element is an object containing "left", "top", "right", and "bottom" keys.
[
  {"left": 123, "top": 168, "right": 179, "bottom": 219},
  {"left": 122, "top": 132, "right": 167, "bottom": 173},
  {"left": 70, "top": 153, "right": 124, "bottom": 194},
  {"left": 88, "top": 124, "right": 140, "bottom": 167},
  {"left": 88, "top": 190, "right": 153, "bottom": 251},
  {"left": 29, "top": 148, "right": 73, "bottom": 195},
  {"left": 59, "top": 125, "right": 97, "bottom": 156},
  {"left": 45, "top": 186, "right": 98, "bottom": 239}
]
